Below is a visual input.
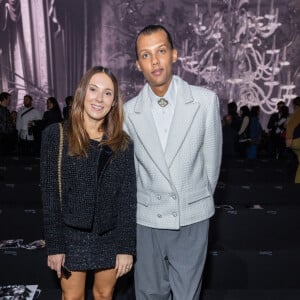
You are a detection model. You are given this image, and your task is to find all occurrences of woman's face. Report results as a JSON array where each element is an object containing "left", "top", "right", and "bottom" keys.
[
  {"left": 83, "top": 72, "right": 115, "bottom": 125},
  {"left": 47, "top": 100, "right": 53, "bottom": 110}
]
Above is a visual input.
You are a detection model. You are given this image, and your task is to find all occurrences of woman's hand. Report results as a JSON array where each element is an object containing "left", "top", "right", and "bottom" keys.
[
  {"left": 47, "top": 254, "right": 65, "bottom": 278},
  {"left": 115, "top": 254, "right": 133, "bottom": 278}
]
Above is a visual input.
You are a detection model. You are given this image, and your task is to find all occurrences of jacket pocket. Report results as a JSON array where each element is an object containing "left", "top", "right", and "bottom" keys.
[{"left": 187, "top": 186, "right": 211, "bottom": 204}]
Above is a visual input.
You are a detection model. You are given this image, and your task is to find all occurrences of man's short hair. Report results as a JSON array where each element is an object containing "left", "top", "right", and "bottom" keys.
[
  {"left": 135, "top": 24, "right": 174, "bottom": 60},
  {"left": 0, "top": 92, "right": 11, "bottom": 102},
  {"left": 24, "top": 94, "right": 33, "bottom": 101}
]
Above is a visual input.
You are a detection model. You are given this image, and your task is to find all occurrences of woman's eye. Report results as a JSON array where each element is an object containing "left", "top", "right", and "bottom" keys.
[
  {"left": 89, "top": 87, "right": 96, "bottom": 92},
  {"left": 105, "top": 91, "right": 112, "bottom": 96}
]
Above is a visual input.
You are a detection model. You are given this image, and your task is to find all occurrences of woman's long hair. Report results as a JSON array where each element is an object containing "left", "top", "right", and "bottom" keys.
[{"left": 67, "top": 66, "right": 129, "bottom": 156}]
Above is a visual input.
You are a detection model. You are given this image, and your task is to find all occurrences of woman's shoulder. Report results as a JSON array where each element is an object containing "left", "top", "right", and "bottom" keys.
[
  {"left": 113, "top": 132, "right": 134, "bottom": 157},
  {"left": 42, "top": 122, "right": 62, "bottom": 138}
]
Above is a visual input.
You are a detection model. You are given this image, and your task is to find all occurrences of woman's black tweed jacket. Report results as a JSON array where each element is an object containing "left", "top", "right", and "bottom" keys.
[{"left": 40, "top": 123, "right": 137, "bottom": 256}]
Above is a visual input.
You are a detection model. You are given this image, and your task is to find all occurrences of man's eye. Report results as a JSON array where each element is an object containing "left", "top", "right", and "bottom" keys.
[
  {"left": 159, "top": 49, "right": 166, "bottom": 54},
  {"left": 142, "top": 53, "right": 149, "bottom": 59}
]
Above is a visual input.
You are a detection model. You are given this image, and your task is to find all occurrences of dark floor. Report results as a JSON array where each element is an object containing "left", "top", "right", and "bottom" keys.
[{"left": 0, "top": 155, "right": 300, "bottom": 299}]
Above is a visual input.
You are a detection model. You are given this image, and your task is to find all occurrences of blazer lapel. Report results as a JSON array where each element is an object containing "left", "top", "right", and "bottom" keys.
[
  {"left": 164, "top": 78, "right": 200, "bottom": 167},
  {"left": 127, "top": 86, "right": 171, "bottom": 181}
]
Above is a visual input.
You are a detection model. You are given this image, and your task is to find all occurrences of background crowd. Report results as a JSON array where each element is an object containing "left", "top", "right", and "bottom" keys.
[
  {"left": 222, "top": 97, "right": 300, "bottom": 183},
  {"left": 0, "top": 92, "right": 73, "bottom": 157},
  {"left": 1, "top": 91, "right": 300, "bottom": 183}
]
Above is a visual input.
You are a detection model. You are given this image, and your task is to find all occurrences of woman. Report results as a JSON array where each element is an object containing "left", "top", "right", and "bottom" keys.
[
  {"left": 63, "top": 95, "right": 73, "bottom": 120},
  {"left": 286, "top": 96, "right": 300, "bottom": 183},
  {"left": 42, "top": 96, "right": 63, "bottom": 128},
  {"left": 237, "top": 105, "right": 250, "bottom": 158},
  {"left": 247, "top": 105, "right": 262, "bottom": 160},
  {"left": 40, "top": 66, "right": 137, "bottom": 299}
]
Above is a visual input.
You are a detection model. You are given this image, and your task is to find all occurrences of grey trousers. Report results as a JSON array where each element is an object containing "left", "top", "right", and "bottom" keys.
[{"left": 134, "top": 220, "right": 209, "bottom": 300}]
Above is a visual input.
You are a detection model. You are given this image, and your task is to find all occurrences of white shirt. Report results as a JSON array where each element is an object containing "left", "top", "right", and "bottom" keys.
[
  {"left": 148, "top": 77, "right": 177, "bottom": 151},
  {"left": 16, "top": 106, "right": 42, "bottom": 140}
]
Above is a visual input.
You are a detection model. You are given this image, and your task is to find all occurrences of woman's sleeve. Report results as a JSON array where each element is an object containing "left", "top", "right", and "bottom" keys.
[
  {"left": 115, "top": 142, "right": 137, "bottom": 255},
  {"left": 40, "top": 124, "right": 66, "bottom": 255}
]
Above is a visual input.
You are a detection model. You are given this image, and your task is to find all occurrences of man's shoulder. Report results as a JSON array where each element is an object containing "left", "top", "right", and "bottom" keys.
[
  {"left": 174, "top": 75, "right": 217, "bottom": 100},
  {"left": 18, "top": 106, "right": 26, "bottom": 113},
  {"left": 42, "top": 122, "right": 60, "bottom": 138},
  {"left": 189, "top": 84, "right": 217, "bottom": 99},
  {"left": 0, "top": 106, "right": 7, "bottom": 113},
  {"left": 124, "top": 87, "right": 145, "bottom": 113},
  {"left": 124, "top": 96, "right": 138, "bottom": 111}
]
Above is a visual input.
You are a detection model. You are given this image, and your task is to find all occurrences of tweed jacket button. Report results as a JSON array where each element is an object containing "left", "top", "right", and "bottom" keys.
[
  {"left": 172, "top": 212, "right": 177, "bottom": 217},
  {"left": 171, "top": 194, "right": 176, "bottom": 199},
  {"left": 157, "top": 214, "right": 162, "bottom": 218},
  {"left": 156, "top": 195, "right": 161, "bottom": 200}
]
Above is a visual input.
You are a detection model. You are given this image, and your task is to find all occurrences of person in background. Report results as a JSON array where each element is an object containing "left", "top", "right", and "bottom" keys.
[
  {"left": 227, "top": 101, "right": 241, "bottom": 132},
  {"left": 29, "top": 96, "right": 63, "bottom": 153},
  {"left": 237, "top": 105, "right": 250, "bottom": 158},
  {"left": 16, "top": 94, "right": 42, "bottom": 156},
  {"left": 63, "top": 95, "right": 73, "bottom": 120},
  {"left": 274, "top": 105, "right": 289, "bottom": 160},
  {"left": 42, "top": 97, "right": 63, "bottom": 128},
  {"left": 40, "top": 66, "right": 136, "bottom": 300},
  {"left": 10, "top": 110, "right": 18, "bottom": 154},
  {"left": 222, "top": 114, "right": 237, "bottom": 161},
  {"left": 0, "top": 92, "right": 15, "bottom": 155},
  {"left": 267, "top": 101, "right": 285, "bottom": 158},
  {"left": 247, "top": 105, "right": 262, "bottom": 160},
  {"left": 11, "top": 110, "right": 17, "bottom": 127},
  {"left": 124, "top": 24, "right": 222, "bottom": 300},
  {"left": 286, "top": 96, "right": 300, "bottom": 183}
]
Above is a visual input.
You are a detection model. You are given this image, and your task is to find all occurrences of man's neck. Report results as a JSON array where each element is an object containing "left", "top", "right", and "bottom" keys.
[{"left": 150, "top": 78, "right": 173, "bottom": 97}]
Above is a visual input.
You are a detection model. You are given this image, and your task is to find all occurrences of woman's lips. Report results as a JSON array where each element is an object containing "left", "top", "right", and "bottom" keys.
[{"left": 91, "top": 104, "right": 103, "bottom": 111}]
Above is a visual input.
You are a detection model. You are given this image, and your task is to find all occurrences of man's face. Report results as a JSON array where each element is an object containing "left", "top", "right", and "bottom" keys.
[
  {"left": 24, "top": 96, "right": 32, "bottom": 108},
  {"left": 277, "top": 103, "right": 284, "bottom": 112},
  {"left": 1, "top": 96, "right": 10, "bottom": 107},
  {"left": 136, "top": 30, "right": 177, "bottom": 96}
]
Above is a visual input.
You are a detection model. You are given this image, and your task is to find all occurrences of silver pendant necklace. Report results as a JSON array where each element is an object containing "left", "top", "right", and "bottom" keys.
[{"left": 157, "top": 98, "right": 168, "bottom": 107}]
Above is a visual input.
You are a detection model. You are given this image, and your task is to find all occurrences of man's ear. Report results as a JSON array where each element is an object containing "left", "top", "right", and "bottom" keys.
[
  {"left": 136, "top": 60, "right": 142, "bottom": 72},
  {"left": 172, "top": 48, "right": 178, "bottom": 63}
]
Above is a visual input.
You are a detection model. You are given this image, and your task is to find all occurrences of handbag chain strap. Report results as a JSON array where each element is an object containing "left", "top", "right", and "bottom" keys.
[{"left": 58, "top": 123, "right": 63, "bottom": 210}]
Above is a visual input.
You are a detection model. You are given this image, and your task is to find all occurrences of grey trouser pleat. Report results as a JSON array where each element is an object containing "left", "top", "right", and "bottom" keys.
[{"left": 134, "top": 220, "right": 209, "bottom": 300}]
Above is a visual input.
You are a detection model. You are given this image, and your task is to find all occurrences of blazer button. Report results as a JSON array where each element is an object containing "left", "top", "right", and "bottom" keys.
[
  {"left": 172, "top": 212, "right": 177, "bottom": 217},
  {"left": 157, "top": 214, "right": 162, "bottom": 218},
  {"left": 156, "top": 195, "right": 161, "bottom": 200},
  {"left": 171, "top": 195, "right": 176, "bottom": 199}
]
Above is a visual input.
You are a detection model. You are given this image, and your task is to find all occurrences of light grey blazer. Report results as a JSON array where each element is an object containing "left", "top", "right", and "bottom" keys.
[{"left": 124, "top": 76, "right": 222, "bottom": 230}]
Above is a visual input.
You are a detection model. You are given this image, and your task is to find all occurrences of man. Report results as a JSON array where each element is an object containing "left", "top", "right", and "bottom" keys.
[
  {"left": 16, "top": 94, "right": 42, "bottom": 155},
  {"left": 286, "top": 96, "right": 300, "bottom": 183},
  {"left": 0, "top": 92, "right": 14, "bottom": 155},
  {"left": 267, "top": 101, "right": 285, "bottom": 158},
  {"left": 124, "top": 25, "right": 222, "bottom": 299}
]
